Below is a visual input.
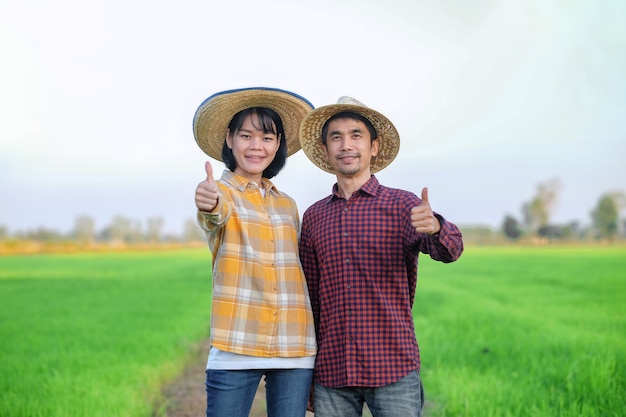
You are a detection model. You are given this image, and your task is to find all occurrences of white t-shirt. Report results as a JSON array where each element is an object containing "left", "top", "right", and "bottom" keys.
[{"left": 207, "top": 347, "right": 315, "bottom": 370}]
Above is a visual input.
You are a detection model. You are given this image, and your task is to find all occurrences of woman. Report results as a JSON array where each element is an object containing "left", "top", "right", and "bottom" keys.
[{"left": 192, "top": 87, "right": 317, "bottom": 417}]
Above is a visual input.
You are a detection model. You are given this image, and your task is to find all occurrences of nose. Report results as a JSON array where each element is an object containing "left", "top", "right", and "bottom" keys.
[
  {"left": 250, "top": 136, "right": 263, "bottom": 149},
  {"left": 340, "top": 137, "right": 353, "bottom": 151}
]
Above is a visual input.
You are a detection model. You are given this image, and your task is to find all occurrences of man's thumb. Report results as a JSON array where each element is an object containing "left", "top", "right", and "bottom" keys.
[
  {"left": 205, "top": 161, "right": 215, "bottom": 183},
  {"left": 421, "top": 187, "right": 430, "bottom": 205}
]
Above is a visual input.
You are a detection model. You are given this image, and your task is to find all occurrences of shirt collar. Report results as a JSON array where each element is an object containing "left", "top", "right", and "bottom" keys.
[
  {"left": 328, "top": 175, "right": 379, "bottom": 202},
  {"left": 220, "top": 170, "right": 280, "bottom": 195}
]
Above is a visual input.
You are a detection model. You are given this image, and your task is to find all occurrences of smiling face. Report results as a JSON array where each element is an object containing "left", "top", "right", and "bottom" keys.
[
  {"left": 323, "top": 117, "right": 379, "bottom": 180},
  {"left": 226, "top": 112, "right": 280, "bottom": 184}
]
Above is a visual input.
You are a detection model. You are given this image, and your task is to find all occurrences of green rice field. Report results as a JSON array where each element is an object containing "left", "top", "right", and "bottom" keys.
[
  {"left": 415, "top": 246, "right": 626, "bottom": 417},
  {"left": 1, "top": 246, "right": 624, "bottom": 417},
  {"left": 0, "top": 250, "right": 213, "bottom": 417}
]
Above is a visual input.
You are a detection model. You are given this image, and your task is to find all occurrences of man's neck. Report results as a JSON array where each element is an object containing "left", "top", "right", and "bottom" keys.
[{"left": 335, "top": 171, "right": 372, "bottom": 200}]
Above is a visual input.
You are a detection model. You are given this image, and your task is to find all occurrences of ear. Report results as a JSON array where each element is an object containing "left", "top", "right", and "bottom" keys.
[
  {"left": 225, "top": 130, "right": 233, "bottom": 149},
  {"left": 322, "top": 143, "right": 330, "bottom": 160},
  {"left": 371, "top": 138, "right": 380, "bottom": 157}
]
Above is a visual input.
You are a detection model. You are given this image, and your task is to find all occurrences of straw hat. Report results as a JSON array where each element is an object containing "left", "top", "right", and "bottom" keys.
[
  {"left": 299, "top": 96, "right": 400, "bottom": 174},
  {"left": 193, "top": 87, "right": 314, "bottom": 161}
]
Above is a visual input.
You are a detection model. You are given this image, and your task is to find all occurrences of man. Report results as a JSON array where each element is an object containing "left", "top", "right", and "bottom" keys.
[{"left": 298, "top": 97, "right": 464, "bottom": 417}]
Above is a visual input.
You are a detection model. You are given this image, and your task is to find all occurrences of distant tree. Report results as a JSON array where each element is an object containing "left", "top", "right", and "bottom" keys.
[
  {"left": 182, "top": 218, "right": 205, "bottom": 243},
  {"left": 501, "top": 215, "right": 522, "bottom": 240},
  {"left": 0, "top": 225, "right": 7, "bottom": 240},
  {"left": 128, "top": 220, "right": 143, "bottom": 244},
  {"left": 108, "top": 215, "right": 133, "bottom": 244},
  {"left": 591, "top": 192, "right": 623, "bottom": 239},
  {"left": 146, "top": 217, "right": 164, "bottom": 243},
  {"left": 522, "top": 178, "right": 561, "bottom": 232},
  {"left": 522, "top": 199, "right": 544, "bottom": 231},
  {"left": 72, "top": 215, "right": 95, "bottom": 245},
  {"left": 26, "top": 227, "right": 63, "bottom": 242},
  {"left": 537, "top": 225, "right": 563, "bottom": 240},
  {"left": 97, "top": 227, "right": 111, "bottom": 242},
  {"left": 561, "top": 221, "right": 581, "bottom": 240}
]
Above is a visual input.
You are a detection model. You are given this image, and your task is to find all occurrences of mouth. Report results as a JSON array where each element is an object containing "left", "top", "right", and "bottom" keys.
[
  {"left": 337, "top": 153, "right": 359, "bottom": 163},
  {"left": 245, "top": 155, "right": 266, "bottom": 162}
]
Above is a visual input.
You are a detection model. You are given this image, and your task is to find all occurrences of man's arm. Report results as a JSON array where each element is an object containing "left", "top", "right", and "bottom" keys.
[{"left": 410, "top": 187, "right": 463, "bottom": 262}]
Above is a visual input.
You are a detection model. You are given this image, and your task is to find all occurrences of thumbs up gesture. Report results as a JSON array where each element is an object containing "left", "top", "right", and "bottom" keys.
[
  {"left": 410, "top": 187, "right": 441, "bottom": 235},
  {"left": 195, "top": 161, "right": 219, "bottom": 212}
]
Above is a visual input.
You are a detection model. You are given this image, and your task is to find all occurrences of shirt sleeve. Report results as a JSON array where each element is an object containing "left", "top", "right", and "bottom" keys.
[
  {"left": 418, "top": 212, "right": 464, "bottom": 262},
  {"left": 196, "top": 196, "right": 231, "bottom": 235}
]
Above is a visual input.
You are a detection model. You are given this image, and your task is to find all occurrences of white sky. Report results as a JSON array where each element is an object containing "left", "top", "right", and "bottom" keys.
[{"left": 1, "top": 0, "right": 625, "bottom": 234}]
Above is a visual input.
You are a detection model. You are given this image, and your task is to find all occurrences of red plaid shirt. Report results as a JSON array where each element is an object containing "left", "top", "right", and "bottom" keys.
[{"left": 299, "top": 176, "right": 463, "bottom": 388}]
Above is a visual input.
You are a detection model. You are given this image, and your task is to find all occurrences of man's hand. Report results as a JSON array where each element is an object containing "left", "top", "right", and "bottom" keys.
[
  {"left": 195, "top": 161, "right": 219, "bottom": 212},
  {"left": 410, "top": 187, "right": 441, "bottom": 235}
]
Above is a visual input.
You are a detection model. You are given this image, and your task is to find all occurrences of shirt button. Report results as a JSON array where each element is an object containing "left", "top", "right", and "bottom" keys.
[
  {"left": 346, "top": 284, "right": 351, "bottom": 289},
  {"left": 347, "top": 310, "right": 352, "bottom": 316},
  {"left": 345, "top": 258, "right": 350, "bottom": 263},
  {"left": 343, "top": 232, "right": 348, "bottom": 237},
  {"left": 343, "top": 207, "right": 348, "bottom": 212}
]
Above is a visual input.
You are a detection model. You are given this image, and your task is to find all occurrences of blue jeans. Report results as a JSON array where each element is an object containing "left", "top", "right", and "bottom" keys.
[
  {"left": 205, "top": 368, "right": 313, "bottom": 417},
  {"left": 313, "top": 370, "right": 424, "bottom": 417}
]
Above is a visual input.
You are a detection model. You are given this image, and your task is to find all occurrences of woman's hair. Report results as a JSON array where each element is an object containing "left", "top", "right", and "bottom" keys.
[
  {"left": 221, "top": 107, "right": 287, "bottom": 179},
  {"left": 321, "top": 111, "right": 378, "bottom": 145}
]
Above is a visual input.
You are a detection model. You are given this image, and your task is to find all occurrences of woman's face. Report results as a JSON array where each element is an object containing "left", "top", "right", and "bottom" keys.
[{"left": 226, "top": 113, "right": 280, "bottom": 183}]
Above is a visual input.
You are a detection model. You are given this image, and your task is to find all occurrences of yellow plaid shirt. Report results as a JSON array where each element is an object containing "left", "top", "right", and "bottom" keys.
[{"left": 197, "top": 170, "right": 317, "bottom": 358}]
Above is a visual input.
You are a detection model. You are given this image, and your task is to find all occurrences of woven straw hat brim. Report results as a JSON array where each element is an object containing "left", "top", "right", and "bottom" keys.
[
  {"left": 299, "top": 103, "right": 400, "bottom": 174},
  {"left": 193, "top": 87, "right": 314, "bottom": 161}
]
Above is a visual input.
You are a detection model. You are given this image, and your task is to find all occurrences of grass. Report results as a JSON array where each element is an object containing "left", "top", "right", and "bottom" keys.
[
  {"left": 0, "top": 249, "right": 213, "bottom": 417},
  {"left": 0, "top": 245, "right": 624, "bottom": 416},
  {"left": 415, "top": 245, "right": 626, "bottom": 417}
]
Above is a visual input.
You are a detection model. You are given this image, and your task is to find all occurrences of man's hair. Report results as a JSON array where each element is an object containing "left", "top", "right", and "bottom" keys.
[
  {"left": 321, "top": 111, "right": 378, "bottom": 145},
  {"left": 221, "top": 107, "right": 287, "bottom": 179}
]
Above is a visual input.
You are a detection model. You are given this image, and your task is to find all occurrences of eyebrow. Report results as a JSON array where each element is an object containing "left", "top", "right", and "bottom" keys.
[
  {"left": 329, "top": 127, "right": 364, "bottom": 136},
  {"left": 237, "top": 127, "right": 276, "bottom": 135}
]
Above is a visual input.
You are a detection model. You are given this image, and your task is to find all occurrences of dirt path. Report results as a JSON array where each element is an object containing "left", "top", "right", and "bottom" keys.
[{"left": 161, "top": 347, "right": 208, "bottom": 417}]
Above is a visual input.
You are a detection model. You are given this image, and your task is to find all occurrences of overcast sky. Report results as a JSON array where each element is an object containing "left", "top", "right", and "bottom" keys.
[{"left": 1, "top": 0, "right": 625, "bottom": 234}]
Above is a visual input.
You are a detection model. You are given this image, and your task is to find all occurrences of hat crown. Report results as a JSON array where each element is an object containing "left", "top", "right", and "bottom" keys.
[{"left": 336, "top": 96, "right": 367, "bottom": 106}]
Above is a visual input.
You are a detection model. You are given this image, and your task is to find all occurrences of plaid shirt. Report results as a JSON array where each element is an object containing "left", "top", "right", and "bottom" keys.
[
  {"left": 299, "top": 176, "right": 463, "bottom": 388},
  {"left": 198, "top": 170, "right": 317, "bottom": 358}
]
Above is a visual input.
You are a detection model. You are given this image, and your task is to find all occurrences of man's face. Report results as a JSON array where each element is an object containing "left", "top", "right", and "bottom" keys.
[{"left": 323, "top": 117, "right": 379, "bottom": 178}]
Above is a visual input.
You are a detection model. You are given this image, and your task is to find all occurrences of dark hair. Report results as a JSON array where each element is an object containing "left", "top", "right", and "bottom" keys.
[
  {"left": 221, "top": 107, "right": 287, "bottom": 179},
  {"left": 321, "top": 111, "right": 378, "bottom": 145}
]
